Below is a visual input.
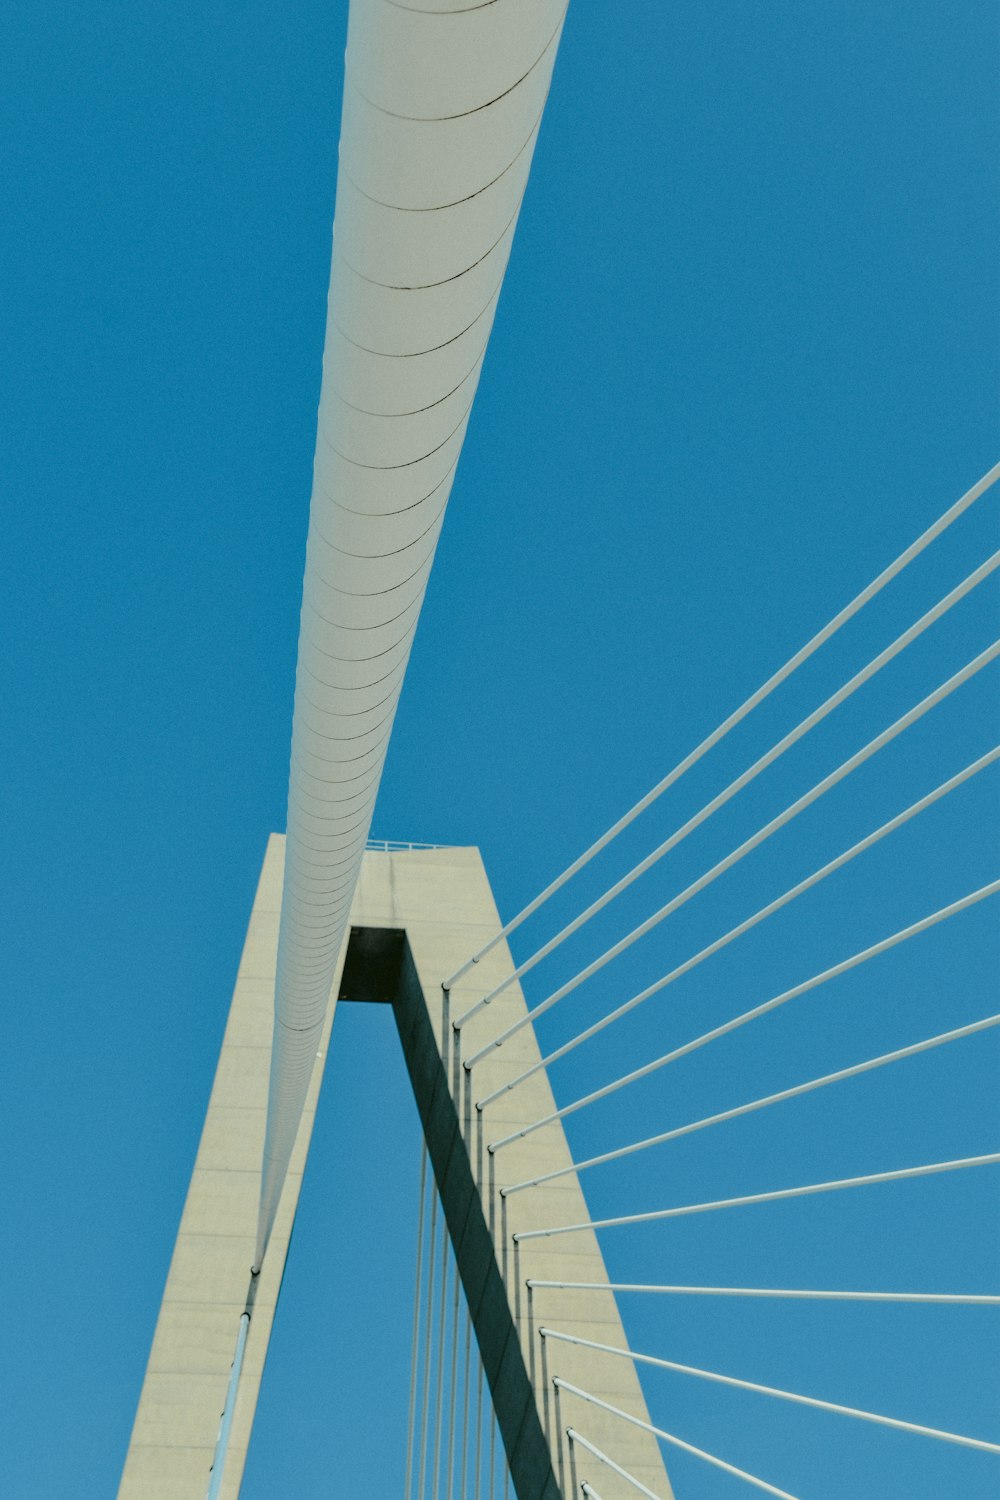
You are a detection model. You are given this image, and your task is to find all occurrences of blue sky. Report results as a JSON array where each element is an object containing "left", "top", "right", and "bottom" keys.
[{"left": 1, "top": 3, "right": 997, "bottom": 1498}]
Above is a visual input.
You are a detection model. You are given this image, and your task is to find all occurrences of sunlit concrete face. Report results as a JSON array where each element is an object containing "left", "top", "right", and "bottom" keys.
[
  {"left": 116, "top": 836, "right": 342, "bottom": 1500},
  {"left": 119, "top": 842, "right": 673, "bottom": 1499}
]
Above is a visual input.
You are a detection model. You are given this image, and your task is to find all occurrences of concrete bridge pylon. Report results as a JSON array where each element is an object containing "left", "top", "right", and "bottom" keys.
[{"left": 117, "top": 838, "right": 674, "bottom": 1500}]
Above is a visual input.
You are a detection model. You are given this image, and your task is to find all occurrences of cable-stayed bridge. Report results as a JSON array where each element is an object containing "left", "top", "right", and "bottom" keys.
[{"left": 115, "top": 4, "right": 999, "bottom": 1498}]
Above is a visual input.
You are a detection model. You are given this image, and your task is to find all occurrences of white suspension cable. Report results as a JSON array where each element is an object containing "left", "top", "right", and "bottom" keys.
[
  {"left": 515, "top": 1153, "right": 1000, "bottom": 1241},
  {"left": 460, "top": 1309, "right": 471, "bottom": 1500},
  {"left": 580, "top": 1483, "right": 606, "bottom": 1500},
  {"left": 466, "top": 644, "right": 1000, "bottom": 1068},
  {"left": 489, "top": 1390, "right": 496, "bottom": 1500},
  {"left": 529, "top": 1281, "right": 1000, "bottom": 1305},
  {"left": 432, "top": 1221, "right": 449, "bottom": 1500},
  {"left": 475, "top": 1350, "right": 483, "bottom": 1500},
  {"left": 501, "top": 1013, "right": 1000, "bottom": 1195},
  {"left": 485, "top": 755, "right": 1000, "bottom": 1141},
  {"left": 455, "top": 553, "right": 999, "bottom": 1028},
  {"left": 444, "top": 462, "right": 1000, "bottom": 991},
  {"left": 556, "top": 1384, "right": 800, "bottom": 1500},
  {"left": 405, "top": 1146, "right": 429, "bottom": 1500},
  {"left": 418, "top": 1186, "right": 438, "bottom": 1500},
  {"left": 568, "top": 1429, "right": 664, "bottom": 1500},
  {"left": 205, "top": 1312, "right": 250, "bottom": 1500},
  {"left": 548, "top": 1332, "right": 1000, "bottom": 1454},
  {"left": 447, "top": 1249, "right": 461, "bottom": 1497},
  {"left": 485, "top": 880, "right": 999, "bottom": 1143}
]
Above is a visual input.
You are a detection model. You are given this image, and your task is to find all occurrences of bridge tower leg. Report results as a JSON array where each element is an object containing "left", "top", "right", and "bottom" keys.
[{"left": 118, "top": 840, "right": 673, "bottom": 1500}]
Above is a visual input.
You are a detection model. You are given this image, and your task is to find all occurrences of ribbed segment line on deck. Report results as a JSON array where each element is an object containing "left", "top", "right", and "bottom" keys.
[{"left": 254, "top": 0, "right": 569, "bottom": 1266}]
